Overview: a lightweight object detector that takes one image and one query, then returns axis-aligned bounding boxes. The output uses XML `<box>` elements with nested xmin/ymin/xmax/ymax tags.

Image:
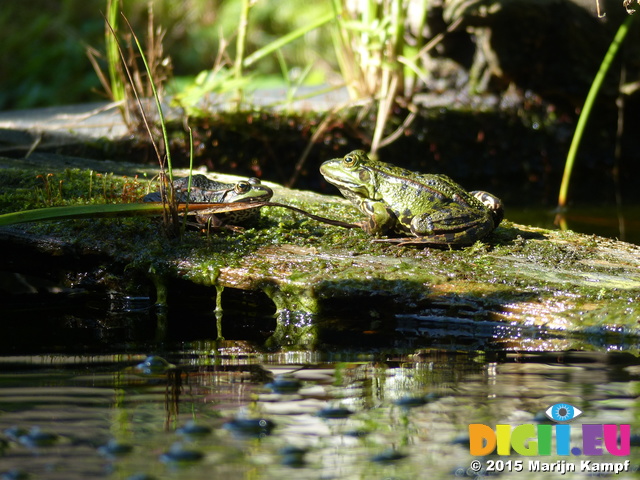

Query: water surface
<box><xmin>508</xmin><ymin>204</ymin><xmax>640</xmax><ymax>245</ymax></box>
<box><xmin>0</xmin><ymin>346</ymin><xmax>638</xmax><ymax>479</ymax></box>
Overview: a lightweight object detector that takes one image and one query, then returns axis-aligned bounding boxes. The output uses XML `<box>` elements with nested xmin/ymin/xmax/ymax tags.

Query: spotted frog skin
<box><xmin>144</xmin><ymin>174</ymin><xmax>273</xmax><ymax>227</ymax></box>
<box><xmin>320</xmin><ymin>150</ymin><xmax>503</xmax><ymax>246</ymax></box>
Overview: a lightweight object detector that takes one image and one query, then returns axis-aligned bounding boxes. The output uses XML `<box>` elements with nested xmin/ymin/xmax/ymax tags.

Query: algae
<box><xmin>1</xmin><ymin>155</ymin><xmax>639</xmax><ymax>350</ymax></box>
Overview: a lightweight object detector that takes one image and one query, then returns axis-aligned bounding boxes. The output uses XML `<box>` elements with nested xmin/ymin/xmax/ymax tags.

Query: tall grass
<box><xmin>95</xmin><ymin>0</ymin><xmax>440</xmax><ymax>159</ymax></box>
<box><xmin>105</xmin><ymin>0</ymin><xmax>126</xmax><ymax>105</ymax></box>
<box><xmin>172</xmin><ymin>3</ymin><xmax>334</xmax><ymax>114</ymax></box>
<box><xmin>233</xmin><ymin>0</ymin><xmax>251</xmax><ymax>106</ymax></box>
<box><xmin>557</xmin><ymin>12</ymin><xmax>637</xmax><ymax>211</ymax></box>
<box><xmin>101</xmin><ymin>4</ymin><xmax>183</xmax><ymax>236</ymax></box>
<box><xmin>330</xmin><ymin>0</ymin><xmax>431</xmax><ymax>155</ymax></box>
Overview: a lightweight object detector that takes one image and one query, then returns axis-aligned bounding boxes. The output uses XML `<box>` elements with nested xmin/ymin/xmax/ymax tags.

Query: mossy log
<box><xmin>0</xmin><ymin>153</ymin><xmax>639</xmax><ymax>351</ymax></box>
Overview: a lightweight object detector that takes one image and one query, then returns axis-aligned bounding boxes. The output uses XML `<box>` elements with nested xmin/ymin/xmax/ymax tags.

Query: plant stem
<box><xmin>123</xmin><ymin>15</ymin><xmax>173</xmax><ymax>183</ymax></box>
<box><xmin>117</xmin><ymin>13</ymin><xmax>179</xmax><ymax>236</ymax></box>
<box><xmin>181</xmin><ymin>126</ymin><xmax>195</xmax><ymax>236</ymax></box>
<box><xmin>243</xmin><ymin>11</ymin><xmax>335</xmax><ymax>68</ymax></box>
<box><xmin>106</xmin><ymin>0</ymin><xmax>125</xmax><ymax>104</ymax></box>
<box><xmin>234</xmin><ymin>0</ymin><xmax>251</xmax><ymax>107</ymax></box>
<box><xmin>557</xmin><ymin>13</ymin><xmax>636</xmax><ymax>209</ymax></box>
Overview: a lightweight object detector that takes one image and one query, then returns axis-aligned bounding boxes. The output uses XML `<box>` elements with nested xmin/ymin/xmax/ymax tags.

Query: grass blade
<box><xmin>557</xmin><ymin>13</ymin><xmax>636</xmax><ymax>209</ymax></box>
<box><xmin>242</xmin><ymin>12</ymin><xmax>334</xmax><ymax>68</ymax></box>
<box><xmin>0</xmin><ymin>202</ymin><xmax>266</xmax><ymax>226</ymax></box>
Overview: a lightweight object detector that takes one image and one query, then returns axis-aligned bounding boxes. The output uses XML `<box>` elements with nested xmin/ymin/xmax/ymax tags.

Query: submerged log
<box><xmin>0</xmin><ymin>153</ymin><xmax>639</xmax><ymax>351</ymax></box>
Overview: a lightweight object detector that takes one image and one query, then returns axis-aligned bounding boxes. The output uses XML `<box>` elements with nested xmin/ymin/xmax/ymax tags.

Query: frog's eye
<box><xmin>544</xmin><ymin>403</ymin><xmax>582</xmax><ymax>423</ymax></box>
<box><xmin>248</xmin><ymin>177</ymin><xmax>261</xmax><ymax>185</ymax></box>
<box><xmin>343</xmin><ymin>154</ymin><xmax>357</xmax><ymax>167</ymax></box>
<box><xmin>235</xmin><ymin>181</ymin><xmax>251</xmax><ymax>193</ymax></box>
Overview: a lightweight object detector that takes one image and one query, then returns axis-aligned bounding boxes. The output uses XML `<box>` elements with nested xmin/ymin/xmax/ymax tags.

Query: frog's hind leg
<box><xmin>373</xmin><ymin>226</ymin><xmax>490</xmax><ymax>247</ymax></box>
<box><xmin>193</xmin><ymin>214</ymin><xmax>245</xmax><ymax>234</ymax></box>
<box><xmin>380</xmin><ymin>207</ymin><xmax>496</xmax><ymax>246</ymax></box>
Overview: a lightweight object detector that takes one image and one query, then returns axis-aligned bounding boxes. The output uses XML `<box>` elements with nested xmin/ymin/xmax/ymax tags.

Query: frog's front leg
<box><xmin>194</xmin><ymin>212</ymin><xmax>245</xmax><ymax>233</ymax></box>
<box><xmin>359</xmin><ymin>199</ymin><xmax>397</xmax><ymax>235</ymax></box>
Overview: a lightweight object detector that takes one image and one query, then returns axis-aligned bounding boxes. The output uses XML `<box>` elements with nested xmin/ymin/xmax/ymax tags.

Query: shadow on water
<box><xmin>2</xmin><ymin>273</ymin><xmax>639</xmax><ymax>356</ymax></box>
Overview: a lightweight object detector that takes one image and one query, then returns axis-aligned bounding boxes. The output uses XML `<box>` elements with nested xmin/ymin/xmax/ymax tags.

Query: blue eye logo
<box><xmin>545</xmin><ymin>403</ymin><xmax>582</xmax><ymax>423</ymax></box>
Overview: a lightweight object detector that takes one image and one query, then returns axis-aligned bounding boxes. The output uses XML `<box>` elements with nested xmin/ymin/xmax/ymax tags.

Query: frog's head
<box><xmin>222</xmin><ymin>178</ymin><xmax>273</xmax><ymax>203</ymax></box>
<box><xmin>320</xmin><ymin>150</ymin><xmax>378</xmax><ymax>200</ymax></box>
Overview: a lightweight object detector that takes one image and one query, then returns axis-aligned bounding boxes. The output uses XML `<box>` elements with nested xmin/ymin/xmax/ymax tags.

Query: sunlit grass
<box><xmin>557</xmin><ymin>12</ymin><xmax>637</xmax><ymax>211</ymax></box>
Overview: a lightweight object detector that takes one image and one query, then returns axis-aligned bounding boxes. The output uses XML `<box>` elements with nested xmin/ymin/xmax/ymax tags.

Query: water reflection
<box><xmin>0</xmin><ymin>348</ymin><xmax>638</xmax><ymax>479</ymax></box>
<box><xmin>508</xmin><ymin>205</ymin><xmax>640</xmax><ymax>246</ymax></box>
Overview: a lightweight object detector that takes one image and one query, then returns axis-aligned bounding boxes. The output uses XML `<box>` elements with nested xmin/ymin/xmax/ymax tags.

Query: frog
<box><xmin>143</xmin><ymin>174</ymin><xmax>273</xmax><ymax>228</ymax></box>
<box><xmin>319</xmin><ymin>150</ymin><xmax>503</xmax><ymax>246</ymax></box>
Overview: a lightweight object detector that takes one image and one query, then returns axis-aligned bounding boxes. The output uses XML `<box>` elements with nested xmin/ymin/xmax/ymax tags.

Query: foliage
<box><xmin>0</xmin><ymin>0</ymin><xmax>104</xmax><ymax>109</ymax></box>
<box><xmin>329</xmin><ymin>0</ymin><xmax>431</xmax><ymax>155</ymax></box>
<box><xmin>0</xmin><ymin>0</ymin><xmax>336</xmax><ymax>110</ymax></box>
<box><xmin>557</xmin><ymin>12</ymin><xmax>637</xmax><ymax>209</ymax></box>
<box><xmin>171</xmin><ymin>3</ymin><xmax>335</xmax><ymax>115</ymax></box>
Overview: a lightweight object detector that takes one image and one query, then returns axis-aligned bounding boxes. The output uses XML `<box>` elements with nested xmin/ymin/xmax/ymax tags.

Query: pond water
<box><xmin>1</xmin><ymin>330</ymin><xmax>639</xmax><ymax>479</ymax></box>
<box><xmin>1</xmin><ymin>200</ymin><xmax>639</xmax><ymax>479</ymax></box>
<box><xmin>508</xmin><ymin>204</ymin><xmax>640</xmax><ymax>246</ymax></box>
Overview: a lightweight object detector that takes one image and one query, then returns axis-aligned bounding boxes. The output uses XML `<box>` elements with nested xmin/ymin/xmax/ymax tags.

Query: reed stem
<box><xmin>557</xmin><ymin>13</ymin><xmax>635</xmax><ymax>209</ymax></box>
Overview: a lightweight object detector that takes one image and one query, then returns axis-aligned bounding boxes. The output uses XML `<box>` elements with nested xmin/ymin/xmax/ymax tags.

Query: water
<box><xmin>507</xmin><ymin>205</ymin><xmax>640</xmax><ymax>246</ymax></box>
<box><xmin>1</xmin><ymin>203</ymin><xmax>639</xmax><ymax>479</ymax></box>
<box><xmin>0</xmin><ymin>346</ymin><xmax>638</xmax><ymax>479</ymax></box>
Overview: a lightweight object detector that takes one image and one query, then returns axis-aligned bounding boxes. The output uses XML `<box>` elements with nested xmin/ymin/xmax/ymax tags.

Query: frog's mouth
<box><xmin>224</xmin><ymin>186</ymin><xmax>273</xmax><ymax>203</ymax></box>
<box><xmin>320</xmin><ymin>161</ymin><xmax>375</xmax><ymax>198</ymax></box>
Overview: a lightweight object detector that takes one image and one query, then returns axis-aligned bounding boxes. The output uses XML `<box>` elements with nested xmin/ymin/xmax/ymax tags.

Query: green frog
<box><xmin>143</xmin><ymin>174</ymin><xmax>273</xmax><ymax>228</ymax></box>
<box><xmin>320</xmin><ymin>150</ymin><xmax>503</xmax><ymax>246</ymax></box>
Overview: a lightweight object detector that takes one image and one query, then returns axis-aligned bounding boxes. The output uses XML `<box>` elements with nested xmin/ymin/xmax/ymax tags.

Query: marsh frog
<box><xmin>144</xmin><ymin>174</ymin><xmax>273</xmax><ymax>228</ymax></box>
<box><xmin>320</xmin><ymin>150</ymin><xmax>503</xmax><ymax>246</ymax></box>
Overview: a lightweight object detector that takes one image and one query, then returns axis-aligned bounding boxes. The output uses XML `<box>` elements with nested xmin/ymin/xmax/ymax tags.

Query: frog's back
<box><xmin>173</xmin><ymin>174</ymin><xmax>231</xmax><ymax>192</ymax></box>
<box><xmin>372</xmin><ymin>162</ymin><xmax>485</xmax><ymax>212</ymax></box>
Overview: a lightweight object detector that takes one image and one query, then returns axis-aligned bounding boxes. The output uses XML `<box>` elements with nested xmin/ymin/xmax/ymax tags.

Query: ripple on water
<box><xmin>0</xmin><ymin>349</ymin><xmax>639</xmax><ymax>479</ymax></box>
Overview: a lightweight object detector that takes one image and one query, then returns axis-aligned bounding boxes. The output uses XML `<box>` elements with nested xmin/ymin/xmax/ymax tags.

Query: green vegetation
<box><xmin>3</xmin><ymin>0</ymin><xmax>640</xmax><ymax>244</ymax></box>
<box><xmin>330</xmin><ymin>0</ymin><xmax>431</xmax><ymax>155</ymax></box>
<box><xmin>3</xmin><ymin>1</ymin><xmax>436</xmax><ymax>154</ymax></box>
<box><xmin>0</xmin><ymin>0</ymin><xmax>104</xmax><ymax>109</ymax></box>
<box><xmin>558</xmin><ymin>12</ymin><xmax>637</xmax><ymax>210</ymax></box>
<box><xmin>0</xmin><ymin>0</ymin><xmax>337</xmax><ymax>110</ymax></box>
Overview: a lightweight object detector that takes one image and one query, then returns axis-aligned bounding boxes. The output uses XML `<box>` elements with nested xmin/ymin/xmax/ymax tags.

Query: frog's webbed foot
<box><xmin>196</xmin><ymin>223</ymin><xmax>245</xmax><ymax>234</ymax></box>
<box><xmin>190</xmin><ymin>214</ymin><xmax>245</xmax><ymax>234</ymax></box>
<box><xmin>372</xmin><ymin>235</ymin><xmax>467</xmax><ymax>247</ymax></box>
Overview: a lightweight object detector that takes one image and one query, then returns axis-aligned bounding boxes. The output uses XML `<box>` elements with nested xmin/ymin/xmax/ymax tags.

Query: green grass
<box><xmin>557</xmin><ymin>12</ymin><xmax>637</xmax><ymax>210</ymax></box>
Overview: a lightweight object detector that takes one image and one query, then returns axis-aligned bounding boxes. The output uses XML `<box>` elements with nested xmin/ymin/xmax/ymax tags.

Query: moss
<box><xmin>2</xmin><ymin>154</ymin><xmax>639</xmax><ymax>349</ymax></box>
<box><xmin>0</xmin><ymin>167</ymin><xmax>152</xmax><ymax>215</ymax></box>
